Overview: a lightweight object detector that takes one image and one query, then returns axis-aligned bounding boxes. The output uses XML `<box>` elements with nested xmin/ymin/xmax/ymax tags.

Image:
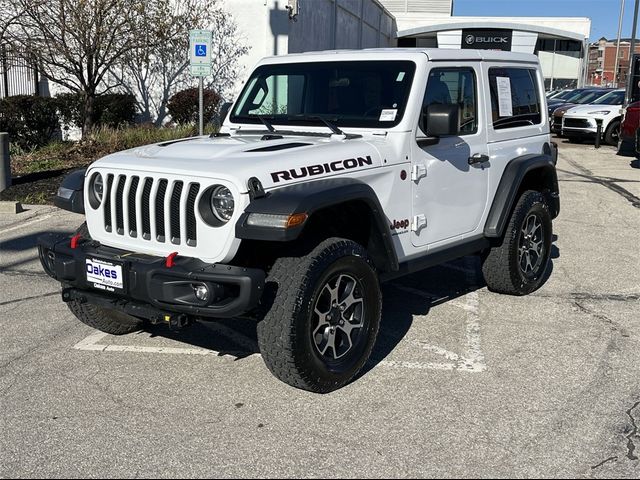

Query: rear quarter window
<box><xmin>488</xmin><ymin>68</ymin><xmax>542</xmax><ymax>130</ymax></box>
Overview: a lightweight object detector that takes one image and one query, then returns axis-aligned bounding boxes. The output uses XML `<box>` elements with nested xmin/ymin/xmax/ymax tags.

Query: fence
<box><xmin>0</xmin><ymin>44</ymin><xmax>40</xmax><ymax>98</ymax></box>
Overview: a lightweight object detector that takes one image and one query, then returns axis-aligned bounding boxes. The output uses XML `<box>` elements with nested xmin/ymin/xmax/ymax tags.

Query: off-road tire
<box><xmin>257</xmin><ymin>238</ymin><xmax>381</xmax><ymax>393</ymax></box>
<box><xmin>66</xmin><ymin>222</ymin><xmax>143</xmax><ymax>335</ymax></box>
<box><xmin>481</xmin><ymin>190</ymin><xmax>552</xmax><ymax>295</ymax></box>
<box><xmin>604</xmin><ymin>119</ymin><xmax>621</xmax><ymax>146</ymax></box>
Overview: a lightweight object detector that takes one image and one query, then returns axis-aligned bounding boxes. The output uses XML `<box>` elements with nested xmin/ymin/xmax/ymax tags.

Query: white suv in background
<box><xmin>562</xmin><ymin>89</ymin><xmax>625</xmax><ymax>145</ymax></box>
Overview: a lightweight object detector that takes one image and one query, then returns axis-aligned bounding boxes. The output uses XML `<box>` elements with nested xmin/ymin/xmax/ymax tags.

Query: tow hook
<box><xmin>163</xmin><ymin>313</ymin><xmax>191</xmax><ymax>330</ymax></box>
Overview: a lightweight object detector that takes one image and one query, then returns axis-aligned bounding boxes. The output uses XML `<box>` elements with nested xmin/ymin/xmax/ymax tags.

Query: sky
<box><xmin>453</xmin><ymin>0</ymin><xmax>639</xmax><ymax>41</ymax></box>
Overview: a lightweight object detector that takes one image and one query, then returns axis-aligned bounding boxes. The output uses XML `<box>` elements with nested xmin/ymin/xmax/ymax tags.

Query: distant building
<box><xmin>588</xmin><ymin>37</ymin><xmax>640</xmax><ymax>87</ymax></box>
<box><xmin>383</xmin><ymin>0</ymin><xmax>591</xmax><ymax>90</ymax></box>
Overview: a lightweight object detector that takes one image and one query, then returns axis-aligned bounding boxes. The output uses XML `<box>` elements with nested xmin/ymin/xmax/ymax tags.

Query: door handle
<box><xmin>468</xmin><ymin>153</ymin><xmax>489</xmax><ymax>165</ymax></box>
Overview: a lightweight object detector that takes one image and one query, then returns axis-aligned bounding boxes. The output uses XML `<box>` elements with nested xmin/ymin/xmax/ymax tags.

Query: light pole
<box><xmin>614</xmin><ymin>0</ymin><xmax>626</xmax><ymax>87</ymax></box>
<box><xmin>627</xmin><ymin>0</ymin><xmax>640</xmax><ymax>104</ymax></box>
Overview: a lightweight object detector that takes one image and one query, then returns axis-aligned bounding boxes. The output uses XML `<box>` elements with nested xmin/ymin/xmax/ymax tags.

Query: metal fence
<box><xmin>0</xmin><ymin>44</ymin><xmax>39</xmax><ymax>98</ymax></box>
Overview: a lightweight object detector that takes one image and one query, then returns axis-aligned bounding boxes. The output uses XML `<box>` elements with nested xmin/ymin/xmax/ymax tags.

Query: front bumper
<box><xmin>38</xmin><ymin>233</ymin><xmax>265</xmax><ymax>320</ymax></box>
<box><xmin>561</xmin><ymin>116</ymin><xmax>597</xmax><ymax>137</ymax></box>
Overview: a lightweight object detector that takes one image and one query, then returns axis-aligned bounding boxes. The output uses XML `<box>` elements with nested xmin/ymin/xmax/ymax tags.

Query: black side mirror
<box><xmin>417</xmin><ymin>104</ymin><xmax>459</xmax><ymax>147</ymax></box>
<box><xmin>219</xmin><ymin>102</ymin><xmax>233</xmax><ymax>124</ymax></box>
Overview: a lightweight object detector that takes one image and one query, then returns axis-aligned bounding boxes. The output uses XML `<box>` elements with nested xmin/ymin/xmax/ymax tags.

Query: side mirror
<box><xmin>219</xmin><ymin>102</ymin><xmax>233</xmax><ymax>124</ymax></box>
<box><xmin>417</xmin><ymin>103</ymin><xmax>459</xmax><ymax>147</ymax></box>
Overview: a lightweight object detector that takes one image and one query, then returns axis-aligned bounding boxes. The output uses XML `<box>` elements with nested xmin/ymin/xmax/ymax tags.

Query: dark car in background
<box><xmin>547</xmin><ymin>88</ymin><xmax>594</xmax><ymax>115</ymax></box>
<box><xmin>547</xmin><ymin>89</ymin><xmax>576</xmax><ymax>101</ymax></box>
<box><xmin>551</xmin><ymin>89</ymin><xmax>614</xmax><ymax>134</ymax></box>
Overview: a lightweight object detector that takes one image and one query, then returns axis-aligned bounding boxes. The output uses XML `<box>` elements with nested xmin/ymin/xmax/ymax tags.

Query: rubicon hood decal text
<box><xmin>271</xmin><ymin>156</ymin><xmax>374</xmax><ymax>183</ymax></box>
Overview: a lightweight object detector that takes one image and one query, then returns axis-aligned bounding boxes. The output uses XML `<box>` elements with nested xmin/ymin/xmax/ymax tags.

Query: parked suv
<box><xmin>551</xmin><ymin>88</ymin><xmax>613</xmax><ymax>134</ymax></box>
<box><xmin>562</xmin><ymin>89</ymin><xmax>624</xmax><ymax>145</ymax></box>
<box><xmin>39</xmin><ymin>49</ymin><xmax>559</xmax><ymax>393</ymax></box>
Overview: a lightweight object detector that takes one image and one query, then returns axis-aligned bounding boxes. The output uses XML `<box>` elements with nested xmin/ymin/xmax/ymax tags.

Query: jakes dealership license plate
<box><xmin>85</xmin><ymin>257</ymin><xmax>125</xmax><ymax>293</ymax></box>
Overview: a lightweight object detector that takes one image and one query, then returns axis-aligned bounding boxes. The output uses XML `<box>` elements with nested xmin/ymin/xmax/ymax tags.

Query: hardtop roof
<box><xmin>257</xmin><ymin>48</ymin><xmax>540</xmax><ymax>65</ymax></box>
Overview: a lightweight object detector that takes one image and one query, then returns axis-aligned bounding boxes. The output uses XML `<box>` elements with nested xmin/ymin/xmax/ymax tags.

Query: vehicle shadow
<box><xmin>145</xmin><ymin>241</ymin><xmax>558</xmax><ymax>380</ymax></box>
<box><xmin>144</xmin><ymin>256</ymin><xmax>488</xmax><ymax>362</ymax></box>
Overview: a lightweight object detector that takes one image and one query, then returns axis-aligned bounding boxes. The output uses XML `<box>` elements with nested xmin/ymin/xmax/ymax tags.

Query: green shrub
<box><xmin>56</xmin><ymin>92</ymin><xmax>137</xmax><ymax>130</ymax></box>
<box><xmin>167</xmin><ymin>88</ymin><xmax>221</xmax><ymax>125</ymax></box>
<box><xmin>0</xmin><ymin>95</ymin><xmax>61</xmax><ymax>149</ymax></box>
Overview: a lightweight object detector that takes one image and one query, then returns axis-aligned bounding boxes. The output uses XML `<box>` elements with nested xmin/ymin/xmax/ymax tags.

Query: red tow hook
<box><xmin>70</xmin><ymin>234</ymin><xmax>82</xmax><ymax>249</ymax></box>
<box><xmin>165</xmin><ymin>252</ymin><xmax>179</xmax><ymax>268</ymax></box>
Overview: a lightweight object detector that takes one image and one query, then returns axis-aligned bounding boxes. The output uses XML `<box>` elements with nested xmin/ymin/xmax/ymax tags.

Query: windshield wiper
<box><xmin>293</xmin><ymin>115</ymin><xmax>361</xmax><ymax>139</ymax></box>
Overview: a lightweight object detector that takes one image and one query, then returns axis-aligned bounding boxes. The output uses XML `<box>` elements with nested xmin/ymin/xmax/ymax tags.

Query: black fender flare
<box><xmin>54</xmin><ymin>168</ymin><xmax>86</xmax><ymax>214</ymax></box>
<box><xmin>235</xmin><ymin>178</ymin><xmax>399</xmax><ymax>272</ymax></box>
<box><xmin>484</xmin><ymin>154</ymin><xmax>559</xmax><ymax>238</ymax></box>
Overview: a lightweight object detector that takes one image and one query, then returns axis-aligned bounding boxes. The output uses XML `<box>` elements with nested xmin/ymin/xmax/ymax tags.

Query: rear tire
<box><xmin>482</xmin><ymin>190</ymin><xmax>552</xmax><ymax>295</ymax></box>
<box><xmin>257</xmin><ymin>238</ymin><xmax>381</xmax><ymax>393</ymax></box>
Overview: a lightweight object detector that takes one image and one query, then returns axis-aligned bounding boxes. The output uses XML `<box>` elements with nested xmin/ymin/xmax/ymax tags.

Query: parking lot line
<box><xmin>73</xmin><ymin>330</ymin><xmax>249</xmax><ymax>357</ymax></box>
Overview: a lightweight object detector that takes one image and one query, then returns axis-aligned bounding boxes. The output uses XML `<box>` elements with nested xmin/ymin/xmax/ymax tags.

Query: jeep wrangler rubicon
<box><xmin>39</xmin><ymin>49</ymin><xmax>559</xmax><ymax>393</ymax></box>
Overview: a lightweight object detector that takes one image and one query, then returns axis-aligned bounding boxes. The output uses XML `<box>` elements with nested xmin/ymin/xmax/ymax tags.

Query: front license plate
<box><xmin>85</xmin><ymin>257</ymin><xmax>125</xmax><ymax>293</ymax></box>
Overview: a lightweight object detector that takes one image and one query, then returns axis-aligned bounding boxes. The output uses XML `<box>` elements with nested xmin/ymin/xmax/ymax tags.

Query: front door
<box><xmin>411</xmin><ymin>64</ymin><xmax>489</xmax><ymax>248</ymax></box>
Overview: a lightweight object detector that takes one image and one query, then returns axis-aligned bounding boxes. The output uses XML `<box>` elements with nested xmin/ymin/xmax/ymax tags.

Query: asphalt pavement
<box><xmin>0</xmin><ymin>140</ymin><xmax>639</xmax><ymax>478</ymax></box>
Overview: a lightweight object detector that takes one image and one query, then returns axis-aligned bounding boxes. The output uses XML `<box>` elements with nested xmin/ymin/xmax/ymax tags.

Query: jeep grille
<box><xmin>103</xmin><ymin>174</ymin><xmax>200</xmax><ymax>246</ymax></box>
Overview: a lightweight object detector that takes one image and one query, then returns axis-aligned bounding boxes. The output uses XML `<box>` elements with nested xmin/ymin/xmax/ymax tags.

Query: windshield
<box><xmin>568</xmin><ymin>90</ymin><xmax>609</xmax><ymax>104</ymax></box>
<box><xmin>230</xmin><ymin>61</ymin><xmax>416</xmax><ymax>129</ymax></box>
<box><xmin>554</xmin><ymin>90</ymin><xmax>577</xmax><ymax>100</ymax></box>
<box><xmin>593</xmin><ymin>90</ymin><xmax>625</xmax><ymax>105</ymax></box>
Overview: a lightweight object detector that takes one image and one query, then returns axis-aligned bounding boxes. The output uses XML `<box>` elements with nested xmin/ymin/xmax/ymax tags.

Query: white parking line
<box><xmin>73</xmin><ymin>330</ymin><xmax>254</xmax><ymax>358</ymax></box>
<box><xmin>385</xmin><ymin>258</ymin><xmax>487</xmax><ymax>373</ymax></box>
<box><xmin>0</xmin><ymin>214</ymin><xmax>53</xmax><ymax>235</ymax></box>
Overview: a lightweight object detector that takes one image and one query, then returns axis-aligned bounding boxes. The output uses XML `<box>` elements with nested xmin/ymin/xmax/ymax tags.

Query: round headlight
<box><xmin>210</xmin><ymin>185</ymin><xmax>234</xmax><ymax>222</ymax></box>
<box><xmin>88</xmin><ymin>173</ymin><xmax>104</xmax><ymax>209</ymax></box>
<box><xmin>93</xmin><ymin>174</ymin><xmax>104</xmax><ymax>202</ymax></box>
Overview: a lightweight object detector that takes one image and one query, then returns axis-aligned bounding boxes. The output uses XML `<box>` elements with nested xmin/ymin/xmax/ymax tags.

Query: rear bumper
<box><xmin>38</xmin><ymin>233</ymin><xmax>265</xmax><ymax>320</ymax></box>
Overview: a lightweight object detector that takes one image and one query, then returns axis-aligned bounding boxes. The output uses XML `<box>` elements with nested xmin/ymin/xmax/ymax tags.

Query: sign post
<box><xmin>189</xmin><ymin>29</ymin><xmax>212</xmax><ymax>136</ymax></box>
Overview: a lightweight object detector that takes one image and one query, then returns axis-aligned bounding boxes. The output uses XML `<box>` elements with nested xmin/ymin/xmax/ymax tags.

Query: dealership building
<box><xmin>231</xmin><ymin>0</ymin><xmax>591</xmax><ymax>93</ymax></box>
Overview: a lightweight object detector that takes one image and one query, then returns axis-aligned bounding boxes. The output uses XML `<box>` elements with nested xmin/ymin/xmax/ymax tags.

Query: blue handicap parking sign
<box><xmin>195</xmin><ymin>44</ymin><xmax>207</xmax><ymax>57</ymax></box>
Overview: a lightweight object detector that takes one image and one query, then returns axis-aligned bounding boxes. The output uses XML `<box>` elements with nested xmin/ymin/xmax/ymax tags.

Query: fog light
<box><xmin>193</xmin><ymin>284</ymin><xmax>209</xmax><ymax>302</ymax></box>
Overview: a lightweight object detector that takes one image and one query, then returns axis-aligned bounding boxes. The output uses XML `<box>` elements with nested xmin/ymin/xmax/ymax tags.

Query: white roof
<box><xmin>258</xmin><ymin>48</ymin><xmax>539</xmax><ymax>65</ymax></box>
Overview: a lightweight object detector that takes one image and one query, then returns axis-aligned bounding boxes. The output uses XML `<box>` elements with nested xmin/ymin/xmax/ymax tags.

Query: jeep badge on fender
<box><xmin>39</xmin><ymin>48</ymin><xmax>559</xmax><ymax>394</ymax></box>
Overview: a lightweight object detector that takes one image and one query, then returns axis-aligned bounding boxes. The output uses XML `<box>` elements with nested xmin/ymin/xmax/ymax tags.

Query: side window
<box><xmin>488</xmin><ymin>68</ymin><xmax>542</xmax><ymax>130</ymax></box>
<box><xmin>421</xmin><ymin>67</ymin><xmax>478</xmax><ymax>135</ymax></box>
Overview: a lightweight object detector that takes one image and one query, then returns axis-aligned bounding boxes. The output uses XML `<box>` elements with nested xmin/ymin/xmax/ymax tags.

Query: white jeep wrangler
<box><xmin>40</xmin><ymin>49</ymin><xmax>559</xmax><ymax>393</ymax></box>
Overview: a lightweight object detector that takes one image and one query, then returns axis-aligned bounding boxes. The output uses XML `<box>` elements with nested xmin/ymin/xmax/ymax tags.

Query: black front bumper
<box><xmin>38</xmin><ymin>234</ymin><xmax>265</xmax><ymax>320</ymax></box>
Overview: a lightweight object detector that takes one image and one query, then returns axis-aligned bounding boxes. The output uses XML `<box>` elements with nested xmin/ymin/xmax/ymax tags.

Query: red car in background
<box><xmin>618</xmin><ymin>101</ymin><xmax>640</xmax><ymax>156</ymax></box>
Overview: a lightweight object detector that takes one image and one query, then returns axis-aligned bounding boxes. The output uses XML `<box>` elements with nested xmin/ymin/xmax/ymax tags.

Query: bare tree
<box><xmin>10</xmin><ymin>0</ymin><xmax>150</xmax><ymax>135</ymax></box>
<box><xmin>110</xmin><ymin>0</ymin><xmax>247</xmax><ymax>126</ymax></box>
<box><xmin>0</xmin><ymin>0</ymin><xmax>28</xmax><ymax>45</ymax></box>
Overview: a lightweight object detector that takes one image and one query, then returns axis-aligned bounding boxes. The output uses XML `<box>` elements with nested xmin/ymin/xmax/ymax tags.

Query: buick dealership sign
<box><xmin>462</xmin><ymin>29</ymin><xmax>513</xmax><ymax>51</ymax></box>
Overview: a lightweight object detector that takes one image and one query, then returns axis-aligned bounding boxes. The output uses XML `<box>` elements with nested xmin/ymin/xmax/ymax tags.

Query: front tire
<box><xmin>257</xmin><ymin>238</ymin><xmax>381</xmax><ymax>393</ymax></box>
<box><xmin>482</xmin><ymin>190</ymin><xmax>552</xmax><ymax>295</ymax></box>
<box><xmin>604</xmin><ymin>119</ymin><xmax>621</xmax><ymax>146</ymax></box>
<box><xmin>66</xmin><ymin>222</ymin><xmax>143</xmax><ymax>335</ymax></box>
<box><xmin>67</xmin><ymin>300</ymin><xmax>143</xmax><ymax>335</ymax></box>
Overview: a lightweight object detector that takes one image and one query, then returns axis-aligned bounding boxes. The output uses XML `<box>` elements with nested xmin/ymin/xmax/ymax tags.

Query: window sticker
<box><xmin>379</xmin><ymin>109</ymin><xmax>398</xmax><ymax>121</ymax></box>
<box><xmin>496</xmin><ymin>76</ymin><xmax>513</xmax><ymax>117</ymax></box>
<box><xmin>396</xmin><ymin>71</ymin><xmax>406</xmax><ymax>82</ymax></box>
